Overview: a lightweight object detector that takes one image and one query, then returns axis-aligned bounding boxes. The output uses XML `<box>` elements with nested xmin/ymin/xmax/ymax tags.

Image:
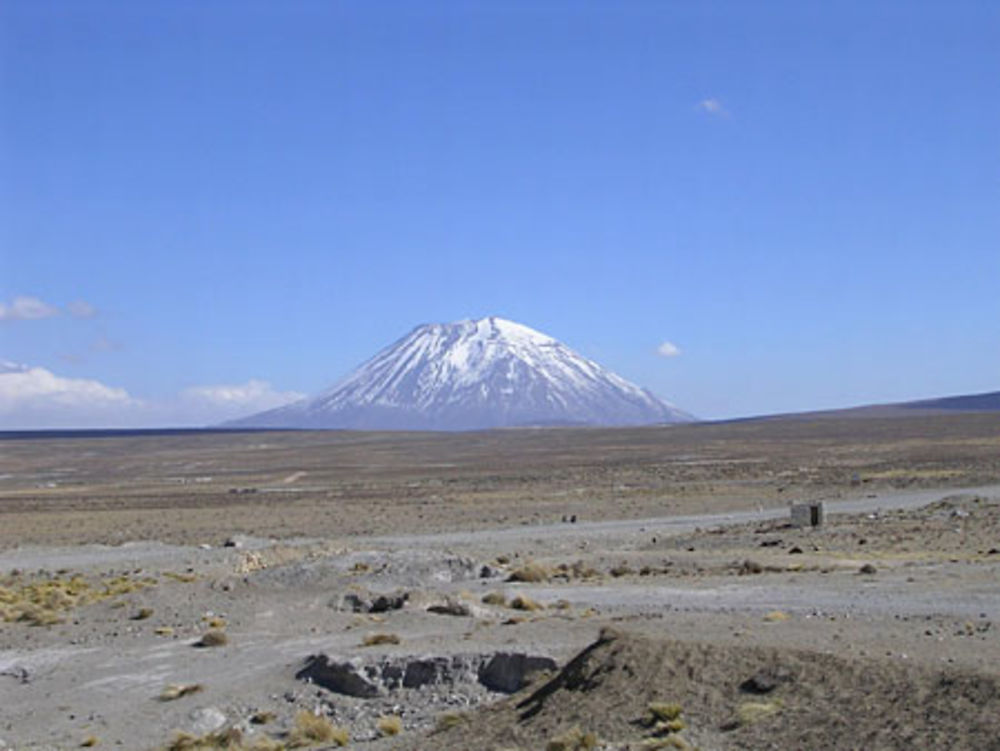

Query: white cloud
<box><xmin>67</xmin><ymin>300</ymin><xmax>99</xmax><ymax>319</ymax></box>
<box><xmin>697</xmin><ymin>98</ymin><xmax>729</xmax><ymax>117</ymax></box>
<box><xmin>0</xmin><ymin>363</ymin><xmax>304</xmax><ymax>429</ymax></box>
<box><xmin>0</xmin><ymin>296</ymin><xmax>60</xmax><ymax>321</ymax></box>
<box><xmin>180</xmin><ymin>379</ymin><xmax>304</xmax><ymax>415</ymax></box>
<box><xmin>0</xmin><ymin>362</ymin><xmax>141</xmax><ymax>428</ymax></box>
<box><xmin>657</xmin><ymin>341</ymin><xmax>681</xmax><ymax>358</ymax></box>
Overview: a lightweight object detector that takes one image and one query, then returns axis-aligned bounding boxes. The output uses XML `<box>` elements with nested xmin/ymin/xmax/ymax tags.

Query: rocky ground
<box><xmin>1</xmin><ymin>417</ymin><xmax>1000</xmax><ymax>749</ymax></box>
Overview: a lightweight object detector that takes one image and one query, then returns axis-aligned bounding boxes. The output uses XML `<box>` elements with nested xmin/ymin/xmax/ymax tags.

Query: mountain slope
<box><xmin>229</xmin><ymin>317</ymin><xmax>693</xmax><ymax>430</ymax></box>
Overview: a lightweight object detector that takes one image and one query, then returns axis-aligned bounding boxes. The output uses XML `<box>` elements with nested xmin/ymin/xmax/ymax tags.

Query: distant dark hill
<box><xmin>746</xmin><ymin>389</ymin><xmax>1000</xmax><ymax>423</ymax></box>
<box><xmin>899</xmin><ymin>390</ymin><xmax>1000</xmax><ymax>412</ymax></box>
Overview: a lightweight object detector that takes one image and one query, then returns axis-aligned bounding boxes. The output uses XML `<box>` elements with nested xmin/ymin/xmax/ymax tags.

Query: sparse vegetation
<box><xmin>161</xmin><ymin>728</ymin><xmax>287</xmax><ymax>751</ymax></box>
<box><xmin>164</xmin><ymin>728</ymin><xmax>245</xmax><ymax>750</ymax></box>
<box><xmin>0</xmin><ymin>572</ymin><xmax>156</xmax><ymax>626</ymax></box>
<box><xmin>132</xmin><ymin>607</ymin><xmax>154</xmax><ymax>620</ymax></box>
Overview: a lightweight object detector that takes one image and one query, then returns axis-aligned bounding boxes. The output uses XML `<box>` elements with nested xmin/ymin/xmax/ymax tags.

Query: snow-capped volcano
<box><xmin>229</xmin><ymin>317</ymin><xmax>693</xmax><ymax>430</ymax></box>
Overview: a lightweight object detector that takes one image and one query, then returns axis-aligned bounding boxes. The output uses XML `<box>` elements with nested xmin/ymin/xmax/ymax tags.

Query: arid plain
<box><xmin>2</xmin><ymin>414</ymin><xmax>1000</xmax><ymax>750</ymax></box>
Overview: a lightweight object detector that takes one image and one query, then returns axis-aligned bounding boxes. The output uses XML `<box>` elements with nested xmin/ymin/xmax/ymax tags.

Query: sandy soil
<box><xmin>1</xmin><ymin>415</ymin><xmax>999</xmax><ymax>749</ymax></box>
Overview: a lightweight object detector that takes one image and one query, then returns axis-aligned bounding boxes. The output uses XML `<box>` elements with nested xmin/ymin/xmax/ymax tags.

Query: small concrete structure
<box><xmin>791</xmin><ymin>502</ymin><xmax>824</xmax><ymax>528</ymax></box>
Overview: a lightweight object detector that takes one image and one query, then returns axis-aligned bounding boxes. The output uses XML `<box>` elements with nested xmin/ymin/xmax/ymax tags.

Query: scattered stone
<box><xmin>859</xmin><ymin>564</ymin><xmax>877</xmax><ymax>575</ymax></box>
<box><xmin>788</xmin><ymin>546</ymin><xmax>803</xmax><ymax>555</ymax></box>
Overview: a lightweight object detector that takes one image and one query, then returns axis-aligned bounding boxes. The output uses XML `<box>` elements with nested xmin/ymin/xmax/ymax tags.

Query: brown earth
<box><xmin>418</xmin><ymin>628</ymin><xmax>1000</xmax><ymax>751</ymax></box>
<box><xmin>3</xmin><ymin>413</ymin><xmax>1000</xmax><ymax>548</ymax></box>
<box><xmin>1</xmin><ymin>414</ymin><xmax>999</xmax><ymax>750</ymax></box>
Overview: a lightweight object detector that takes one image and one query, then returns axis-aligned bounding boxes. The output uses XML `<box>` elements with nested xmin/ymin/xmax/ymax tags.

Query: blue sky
<box><xmin>1</xmin><ymin>1</ymin><xmax>998</xmax><ymax>427</ymax></box>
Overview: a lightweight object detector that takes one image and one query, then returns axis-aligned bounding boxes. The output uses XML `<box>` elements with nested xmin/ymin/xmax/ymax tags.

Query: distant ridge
<box><xmin>739</xmin><ymin>389</ymin><xmax>1000</xmax><ymax>423</ymax></box>
<box><xmin>898</xmin><ymin>390</ymin><xmax>1000</xmax><ymax>412</ymax></box>
<box><xmin>227</xmin><ymin>317</ymin><xmax>693</xmax><ymax>431</ymax></box>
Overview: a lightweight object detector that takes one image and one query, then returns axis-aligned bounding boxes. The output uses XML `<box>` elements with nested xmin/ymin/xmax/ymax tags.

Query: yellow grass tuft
<box><xmin>509</xmin><ymin>594</ymin><xmax>544</xmax><ymax>611</ymax></box>
<box><xmin>163</xmin><ymin>572</ymin><xmax>198</xmax><ymax>583</ymax></box>
<box><xmin>647</xmin><ymin>703</ymin><xmax>683</xmax><ymax>723</ymax></box>
<box><xmin>80</xmin><ymin>736</ymin><xmax>99</xmax><ymax>747</ymax></box>
<box><xmin>763</xmin><ymin>610</ymin><xmax>790</xmax><ymax>622</ymax></box>
<box><xmin>434</xmin><ymin>711</ymin><xmax>466</xmax><ymax>732</ymax></box>
<box><xmin>736</xmin><ymin>700</ymin><xmax>783</xmax><ymax>726</ymax></box>
<box><xmin>507</xmin><ymin>561</ymin><xmax>550</xmax><ymax>583</ymax></box>
<box><xmin>164</xmin><ymin>727</ymin><xmax>245</xmax><ymax>750</ymax></box>
<box><xmin>362</xmin><ymin>632</ymin><xmax>400</xmax><ymax>646</ymax></box>
<box><xmin>159</xmin><ymin>683</ymin><xmax>204</xmax><ymax>701</ymax></box>
<box><xmin>287</xmin><ymin>711</ymin><xmax>349</xmax><ymax>748</ymax></box>
<box><xmin>639</xmin><ymin>737</ymin><xmax>690</xmax><ymax>750</ymax></box>
<box><xmin>481</xmin><ymin>591</ymin><xmax>507</xmax><ymax>606</ymax></box>
<box><xmin>546</xmin><ymin>726</ymin><xmax>597</xmax><ymax>751</ymax></box>
<box><xmin>376</xmin><ymin>714</ymin><xmax>403</xmax><ymax>737</ymax></box>
<box><xmin>196</xmin><ymin>629</ymin><xmax>229</xmax><ymax>648</ymax></box>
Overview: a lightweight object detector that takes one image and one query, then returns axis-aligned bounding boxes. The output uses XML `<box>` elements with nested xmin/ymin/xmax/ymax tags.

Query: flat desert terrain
<box><xmin>2</xmin><ymin>413</ymin><xmax>1000</xmax><ymax>750</ymax></box>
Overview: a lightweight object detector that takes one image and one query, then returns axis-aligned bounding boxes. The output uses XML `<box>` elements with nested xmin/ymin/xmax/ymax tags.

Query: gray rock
<box><xmin>296</xmin><ymin>656</ymin><xmax>380</xmax><ymax>698</ymax></box>
<box><xmin>340</xmin><ymin>590</ymin><xmax>409</xmax><ymax>613</ymax></box>
<box><xmin>478</xmin><ymin>653</ymin><xmax>558</xmax><ymax>693</ymax></box>
<box><xmin>403</xmin><ymin>657</ymin><xmax>453</xmax><ymax>689</ymax></box>
<box><xmin>189</xmin><ymin>707</ymin><xmax>227</xmax><ymax>734</ymax></box>
<box><xmin>426</xmin><ymin>597</ymin><xmax>471</xmax><ymax>617</ymax></box>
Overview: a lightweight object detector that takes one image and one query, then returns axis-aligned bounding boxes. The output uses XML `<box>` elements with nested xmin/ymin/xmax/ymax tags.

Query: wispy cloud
<box><xmin>0</xmin><ymin>296</ymin><xmax>100</xmax><ymax>322</ymax></box>
<box><xmin>180</xmin><ymin>379</ymin><xmax>304</xmax><ymax>414</ymax></box>
<box><xmin>67</xmin><ymin>300</ymin><xmax>99</xmax><ymax>319</ymax></box>
<box><xmin>697</xmin><ymin>98</ymin><xmax>729</xmax><ymax>118</ymax></box>
<box><xmin>657</xmin><ymin>340</ymin><xmax>681</xmax><ymax>358</ymax></box>
<box><xmin>0</xmin><ymin>296</ymin><xmax>60</xmax><ymax>321</ymax></box>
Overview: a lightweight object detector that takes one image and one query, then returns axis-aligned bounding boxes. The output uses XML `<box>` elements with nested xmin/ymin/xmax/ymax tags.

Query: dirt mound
<box><xmin>406</xmin><ymin>628</ymin><xmax>1000</xmax><ymax>751</ymax></box>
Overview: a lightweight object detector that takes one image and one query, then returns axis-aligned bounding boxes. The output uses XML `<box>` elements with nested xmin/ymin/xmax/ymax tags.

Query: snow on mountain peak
<box><xmin>229</xmin><ymin>317</ymin><xmax>694</xmax><ymax>430</ymax></box>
